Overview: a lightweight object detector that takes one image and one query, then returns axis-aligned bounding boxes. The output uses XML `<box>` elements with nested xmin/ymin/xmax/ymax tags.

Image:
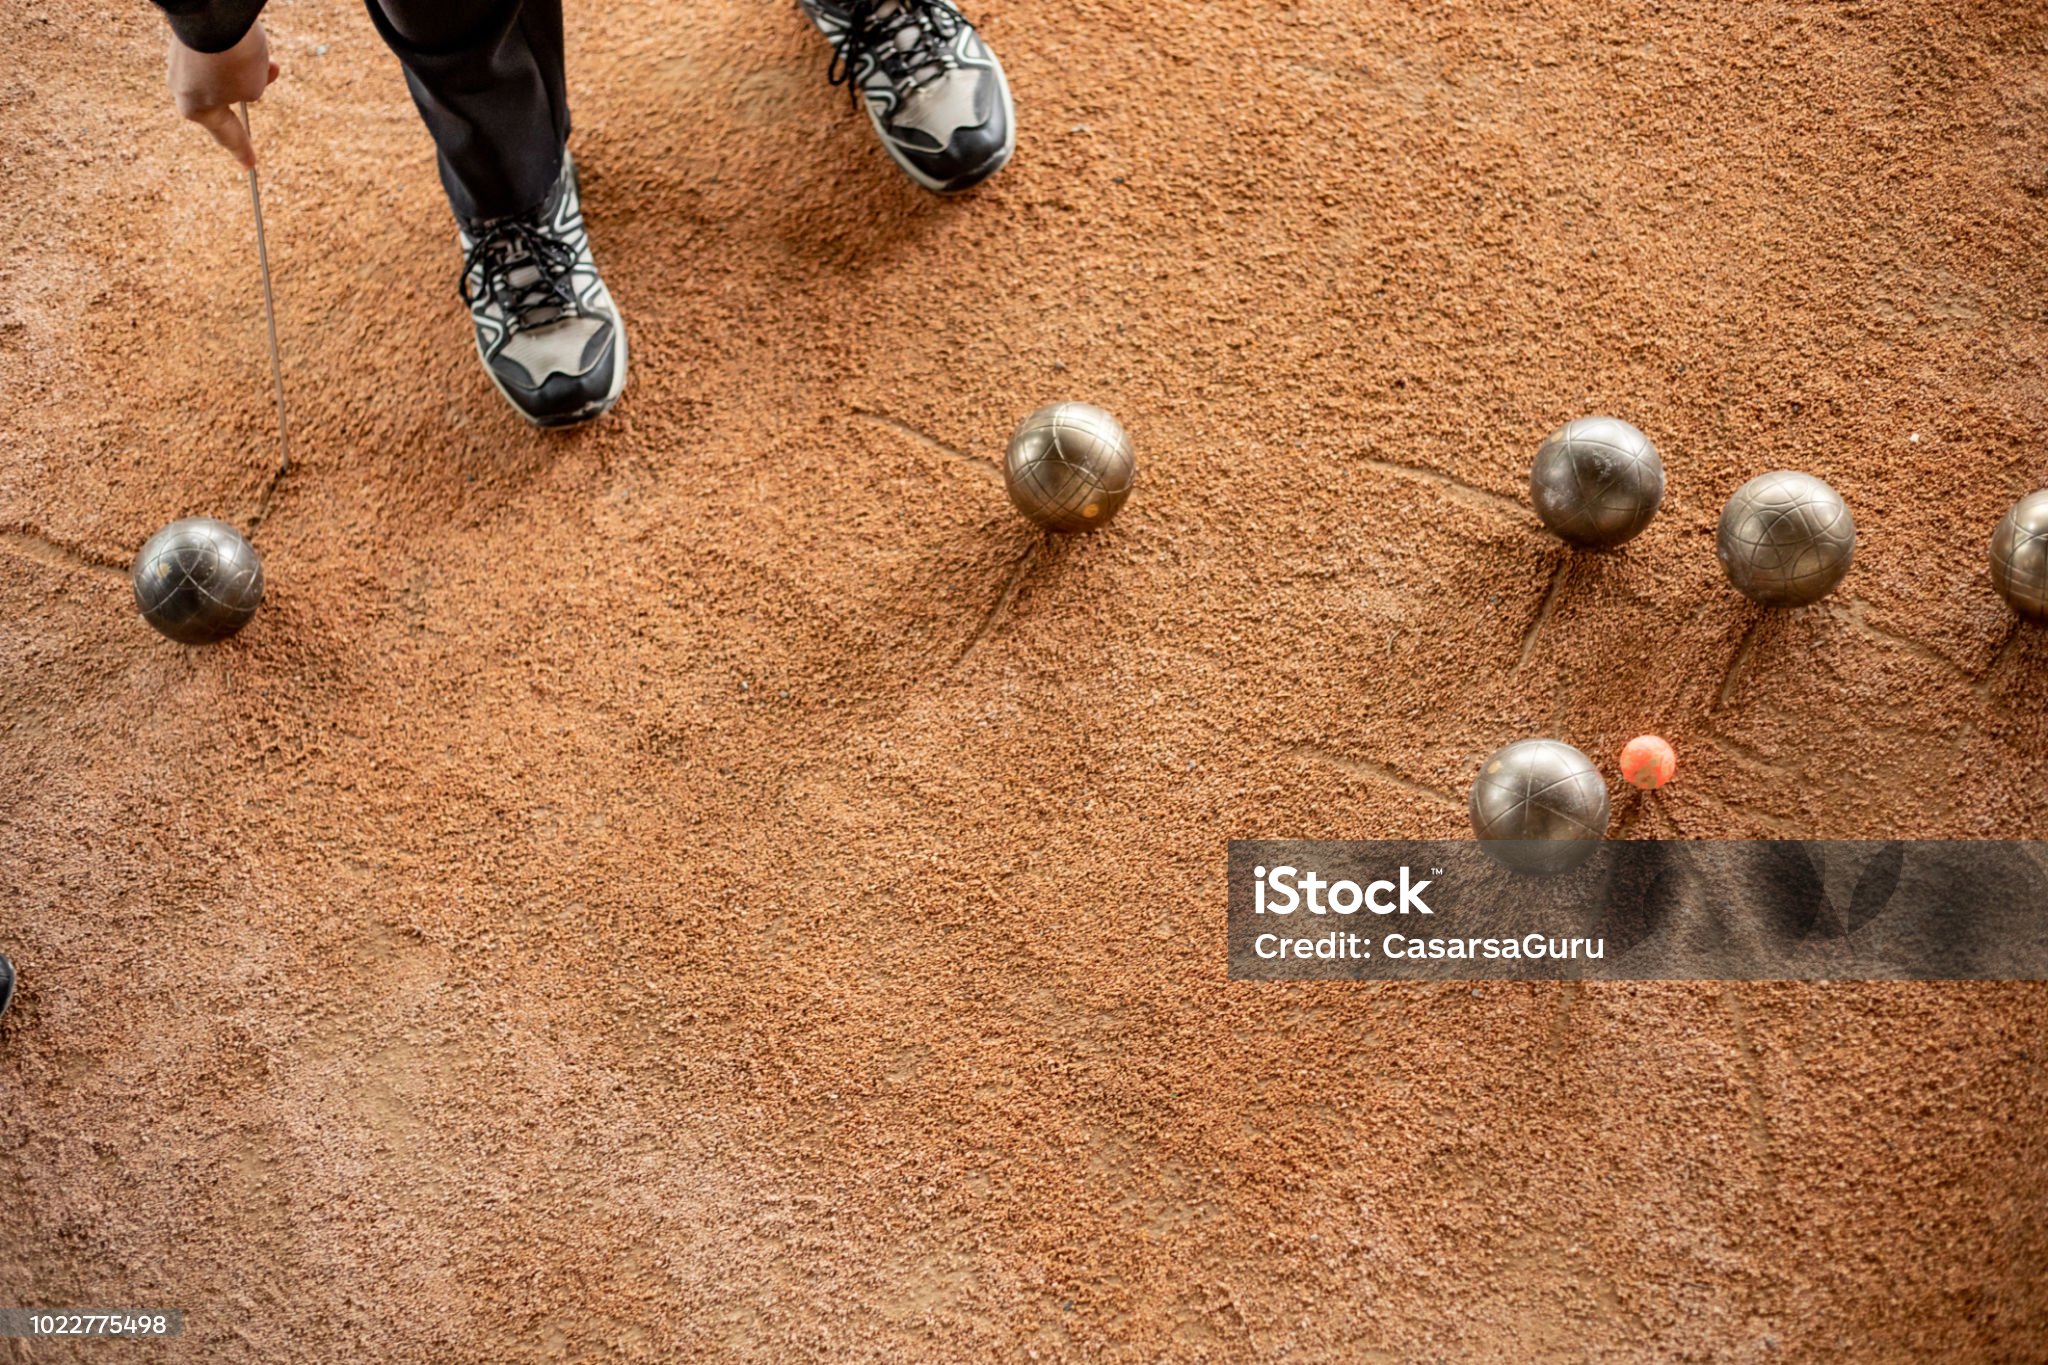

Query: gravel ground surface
<box><xmin>2</xmin><ymin>0</ymin><xmax>2046</xmax><ymax>1359</ymax></box>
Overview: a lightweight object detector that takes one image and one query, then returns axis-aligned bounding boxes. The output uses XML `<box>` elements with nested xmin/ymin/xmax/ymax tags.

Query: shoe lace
<box><xmin>459</xmin><ymin>218</ymin><xmax>581</xmax><ymax>331</ymax></box>
<box><xmin>828</xmin><ymin>0</ymin><xmax>971</xmax><ymax>104</ymax></box>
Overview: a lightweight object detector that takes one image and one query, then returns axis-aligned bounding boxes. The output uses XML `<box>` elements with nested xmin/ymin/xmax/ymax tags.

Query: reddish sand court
<box><xmin>3</xmin><ymin>0</ymin><xmax>2047</xmax><ymax>1360</ymax></box>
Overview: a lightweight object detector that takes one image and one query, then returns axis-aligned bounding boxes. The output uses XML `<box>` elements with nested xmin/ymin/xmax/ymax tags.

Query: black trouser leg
<box><xmin>363</xmin><ymin>0</ymin><xmax>570</xmax><ymax>224</ymax></box>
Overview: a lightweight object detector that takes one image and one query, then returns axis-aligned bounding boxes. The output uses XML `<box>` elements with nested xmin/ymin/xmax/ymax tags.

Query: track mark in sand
<box><xmin>1290</xmin><ymin>744</ymin><xmax>1461</xmax><ymax>808</ymax></box>
<box><xmin>1360</xmin><ymin>457</ymin><xmax>1531</xmax><ymax>523</ymax></box>
<box><xmin>1694</xmin><ymin>790</ymin><xmax>1804</xmax><ymax>837</ymax></box>
<box><xmin>854</xmin><ymin>410</ymin><xmax>1001</xmax><ymax>482</ymax></box>
<box><xmin>1620</xmin><ymin>792</ymin><xmax>1684</xmax><ymax>839</ymax></box>
<box><xmin>1970</xmin><ymin>623</ymin><xmax>2027</xmax><ymax>701</ymax></box>
<box><xmin>1830</xmin><ymin>598</ymin><xmax>1972</xmax><ymax>684</ymax></box>
<box><xmin>1712</xmin><ymin>616</ymin><xmax>1765</xmax><ymax>711</ymax></box>
<box><xmin>1613</xmin><ymin>792</ymin><xmax>1651</xmax><ymax>836</ymax></box>
<box><xmin>955</xmin><ymin>540</ymin><xmax>1039</xmax><ymax>669</ymax></box>
<box><xmin>1722</xmin><ymin>991</ymin><xmax>1780</xmax><ymax>1193</ymax></box>
<box><xmin>0</xmin><ymin>529</ymin><xmax>126</xmax><ymax>578</ymax></box>
<box><xmin>1726</xmin><ymin>802</ymin><xmax>1804</xmax><ymax>837</ymax></box>
<box><xmin>1283</xmin><ymin>58</ymin><xmax>1367</xmax><ymax>83</ymax></box>
<box><xmin>1545</xmin><ymin>980</ymin><xmax>1582</xmax><ymax>1057</ymax></box>
<box><xmin>245</xmin><ymin>454</ymin><xmax>292</xmax><ymax>536</ymax></box>
<box><xmin>1703</xmin><ymin>728</ymin><xmax>1798</xmax><ymax>782</ymax></box>
<box><xmin>1514</xmin><ymin>559</ymin><xmax>1567</xmax><ymax>676</ymax></box>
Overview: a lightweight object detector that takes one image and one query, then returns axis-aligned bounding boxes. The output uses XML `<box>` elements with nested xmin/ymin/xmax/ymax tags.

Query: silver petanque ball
<box><xmin>1989</xmin><ymin>489</ymin><xmax>2048</xmax><ymax>626</ymax></box>
<box><xmin>1716</xmin><ymin>470</ymin><xmax>1855</xmax><ymax>607</ymax></box>
<box><xmin>1529</xmin><ymin>415</ymin><xmax>1666</xmax><ymax>549</ymax></box>
<box><xmin>1003</xmin><ymin>402</ymin><xmax>1136</xmax><ymax>533</ymax></box>
<box><xmin>131</xmin><ymin>517</ymin><xmax>264</xmax><ymax>644</ymax></box>
<box><xmin>1469</xmin><ymin>739</ymin><xmax>1611</xmax><ymax>876</ymax></box>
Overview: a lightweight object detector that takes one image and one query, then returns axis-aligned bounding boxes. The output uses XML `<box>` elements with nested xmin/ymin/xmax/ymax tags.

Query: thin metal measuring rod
<box><xmin>240</xmin><ymin>102</ymin><xmax>289</xmax><ymax>484</ymax></box>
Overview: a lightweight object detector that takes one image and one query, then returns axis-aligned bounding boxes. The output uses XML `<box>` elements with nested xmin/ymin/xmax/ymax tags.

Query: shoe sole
<box><xmin>478</xmin><ymin>308</ymin><xmax>630</xmax><ymax>430</ymax></box>
<box><xmin>868</xmin><ymin>47</ymin><xmax>1017</xmax><ymax>194</ymax></box>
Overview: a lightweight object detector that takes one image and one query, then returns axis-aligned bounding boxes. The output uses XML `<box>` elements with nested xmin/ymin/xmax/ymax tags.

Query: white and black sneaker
<box><xmin>0</xmin><ymin>953</ymin><xmax>14</xmax><ymax>1022</ymax></box>
<box><xmin>801</xmin><ymin>0</ymin><xmax>1015</xmax><ymax>193</ymax></box>
<box><xmin>459</xmin><ymin>151</ymin><xmax>627</xmax><ymax>428</ymax></box>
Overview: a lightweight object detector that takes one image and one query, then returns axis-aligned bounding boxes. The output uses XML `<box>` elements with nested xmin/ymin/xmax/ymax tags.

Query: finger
<box><xmin>194</xmin><ymin>105</ymin><xmax>256</xmax><ymax>168</ymax></box>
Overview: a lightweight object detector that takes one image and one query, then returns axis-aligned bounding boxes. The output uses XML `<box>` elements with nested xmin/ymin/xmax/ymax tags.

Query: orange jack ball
<box><xmin>1619</xmin><ymin>735</ymin><xmax>1676</xmax><ymax>790</ymax></box>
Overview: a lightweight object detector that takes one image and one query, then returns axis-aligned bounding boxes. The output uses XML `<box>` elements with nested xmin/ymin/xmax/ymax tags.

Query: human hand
<box><xmin>166</xmin><ymin>22</ymin><xmax>279</xmax><ymax>168</ymax></box>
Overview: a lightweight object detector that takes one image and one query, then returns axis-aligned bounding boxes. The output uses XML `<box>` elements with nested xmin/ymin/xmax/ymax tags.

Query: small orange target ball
<box><xmin>1619</xmin><ymin>735</ymin><xmax>1676</xmax><ymax>790</ymax></box>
